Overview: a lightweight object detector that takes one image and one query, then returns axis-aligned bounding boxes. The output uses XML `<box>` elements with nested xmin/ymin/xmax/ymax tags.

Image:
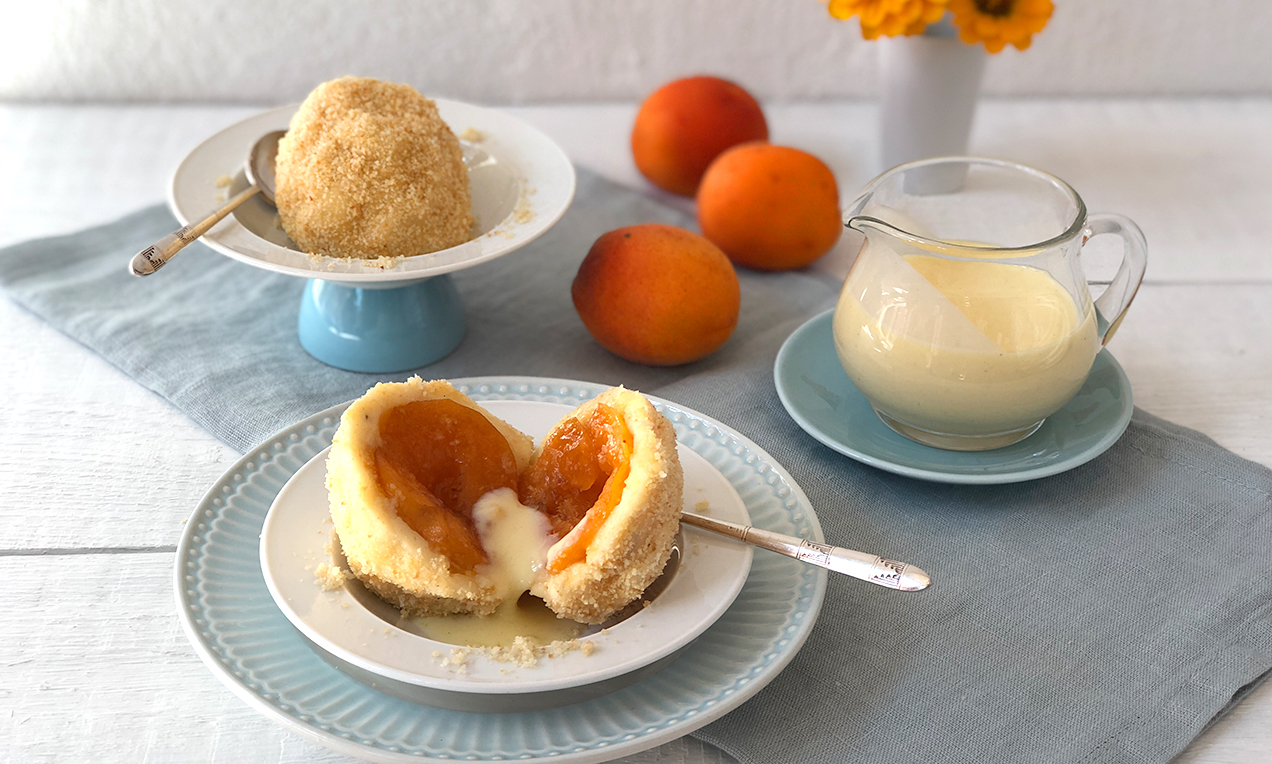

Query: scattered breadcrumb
<box><xmin>491</xmin><ymin>637</ymin><xmax>542</xmax><ymax>668</ymax></box>
<box><xmin>305</xmin><ymin>251</ymin><xmax>408</xmax><ymax>270</ymax></box>
<box><xmin>491</xmin><ymin>637</ymin><xmax>596</xmax><ymax>668</ymax></box>
<box><xmin>214</xmin><ymin>175</ymin><xmax>233</xmax><ymax>188</ymax></box>
<box><xmin>314</xmin><ymin>563</ymin><xmax>355</xmax><ymax>591</ymax></box>
<box><xmin>432</xmin><ymin>637</ymin><xmax>597</xmax><ymax>670</ymax></box>
<box><xmin>513</xmin><ymin>205</ymin><xmax>536</xmax><ymax>225</ymax></box>
<box><xmin>694</xmin><ymin>500</ymin><xmax>710</xmax><ymax>513</ymax></box>
<box><xmin>490</xmin><ymin>182</ymin><xmax>537</xmax><ymax>238</ymax></box>
<box><xmin>459</xmin><ymin>127</ymin><xmax>486</xmax><ymax>143</ymax></box>
<box><xmin>515</xmin><ymin>186</ymin><xmax>537</xmax><ymax>224</ymax></box>
<box><xmin>434</xmin><ymin>648</ymin><xmax>471</xmax><ymax>673</ymax></box>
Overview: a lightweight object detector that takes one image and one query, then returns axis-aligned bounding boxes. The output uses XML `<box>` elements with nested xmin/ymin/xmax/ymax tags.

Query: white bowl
<box><xmin>259</xmin><ymin>400</ymin><xmax>754</xmax><ymax>711</ymax></box>
<box><xmin>169</xmin><ymin>101</ymin><xmax>576</xmax><ymax>284</ymax></box>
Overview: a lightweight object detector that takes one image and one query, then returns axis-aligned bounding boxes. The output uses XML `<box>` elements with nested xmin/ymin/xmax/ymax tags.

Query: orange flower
<box><xmin>827</xmin><ymin>0</ymin><xmax>949</xmax><ymax>39</ymax></box>
<box><xmin>948</xmin><ymin>0</ymin><xmax>1053</xmax><ymax>53</ymax></box>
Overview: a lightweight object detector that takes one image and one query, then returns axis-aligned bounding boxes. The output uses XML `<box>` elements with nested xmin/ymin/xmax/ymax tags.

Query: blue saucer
<box><xmin>773</xmin><ymin>310</ymin><xmax>1134</xmax><ymax>484</ymax></box>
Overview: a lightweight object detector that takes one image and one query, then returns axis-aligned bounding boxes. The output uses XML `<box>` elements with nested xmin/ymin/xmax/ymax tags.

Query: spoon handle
<box><xmin>680</xmin><ymin>511</ymin><xmax>930</xmax><ymax>591</ymax></box>
<box><xmin>129</xmin><ymin>185</ymin><xmax>260</xmax><ymax>276</ymax></box>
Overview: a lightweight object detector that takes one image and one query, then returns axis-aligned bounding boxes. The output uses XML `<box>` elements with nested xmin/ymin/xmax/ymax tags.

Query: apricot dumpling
<box><xmin>526</xmin><ymin>388</ymin><xmax>683</xmax><ymax>623</ymax></box>
<box><xmin>326</xmin><ymin>378</ymin><xmax>534</xmax><ymax>616</ymax></box>
<box><xmin>325</xmin><ymin>378</ymin><xmax>683</xmax><ymax>624</ymax></box>
<box><xmin>275</xmin><ymin>77</ymin><xmax>474</xmax><ymax>260</ymax></box>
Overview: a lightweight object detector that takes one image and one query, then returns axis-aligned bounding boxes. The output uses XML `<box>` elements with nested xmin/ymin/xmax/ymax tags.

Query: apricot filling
<box><xmin>374</xmin><ymin>399</ymin><xmax>519</xmax><ymax>574</ymax></box>
<box><xmin>519</xmin><ymin>404</ymin><xmax>634</xmax><ymax>573</ymax></box>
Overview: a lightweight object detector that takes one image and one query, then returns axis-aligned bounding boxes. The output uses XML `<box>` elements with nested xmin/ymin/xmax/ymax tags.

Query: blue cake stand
<box><xmin>168</xmin><ymin>102</ymin><xmax>576</xmax><ymax>373</ymax></box>
<box><xmin>294</xmin><ymin>276</ymin><xmax>466</xmax><ymax>374</ymax></box>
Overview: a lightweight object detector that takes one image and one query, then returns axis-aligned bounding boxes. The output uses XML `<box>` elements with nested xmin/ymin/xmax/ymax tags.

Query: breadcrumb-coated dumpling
<box><xmin>527</xmin><ymin>388</ymin><xmax>683</xmax><ymax>624</ymax></box>
<box><xmin>327</xmin><ymin>378</ymin><xmax>534</xmax><ymax>617</ymax></box>
<box><xmin>275</xmin><ymin>76</ymin><xmax>474</xmax><ymax>260</ymax></box>
<box><xmin>327</xmin><ymin>379</ymin><xmax>682</xmax><ymax>625</ymax></box>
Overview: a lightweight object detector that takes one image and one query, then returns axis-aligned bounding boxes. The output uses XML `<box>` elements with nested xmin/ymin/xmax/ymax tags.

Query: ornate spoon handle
<box><xmin>130</xmin><ymin>185</ymin><xmax>260</xmax><ymax>276</ymax></box>
<box><xmin>680</xmin><ymin>511</ymin><xmax>931</xmax><ymax>591</ymax></box>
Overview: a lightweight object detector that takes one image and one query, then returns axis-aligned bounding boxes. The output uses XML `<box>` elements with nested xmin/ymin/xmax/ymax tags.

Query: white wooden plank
<box><xmin>969</xmin><ymin>99</ymin><xmax>1272</xmax><ymax>286</ymax></box>
<box><xmin>420</xmin><ymin>100</ymin><xmax>1272</xmax><ymax>287</ymax></box>
<box><xmin>0</xmin><ymin>553</ymin><xmax>354</xmax><ymax>764</ymax></box>
<box><xmin>2</xmin><ymin>101</ymin><xmax>1271</xmax><ymax>764</ymax></box>
<box><xmin>1112</xmin><ymin>284</ymin><xmax>1272</xmax><ymax>466</ymax></box>
<box><xmin>4</xmin><ymin>101</ymin><xmax>1272</xmax><ymax>283</ymax></box>
<box><xmin>0</xmin><ymin>105</ymin><xmax>259</xmax><ymax>248</ymax></box>
<box><xmin>1175</xmin><ymin>679</ymin><xmax>1272</xmax><ymax>764</ymax></box>
<box><xmin>0</xmin><ymin>552</ymin><xmax>727</xmax><ymax>763</ymax></box>
<box><xmin>0</xmin><ymin>298</ymin><xmax>238</xmax><ymax>551</ymax></box>
<box><xmin>0</xmin><ymin>552</ymin><xmax>1264</xmax><ymax>763</ymax></box>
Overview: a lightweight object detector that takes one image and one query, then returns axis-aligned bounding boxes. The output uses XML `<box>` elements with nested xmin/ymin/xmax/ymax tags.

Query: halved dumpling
<box><xmin>326</xmin><ymin>377</ymin><xmax>534</xmax><ymax>616</ymax></box>
<box><xmin>523</xmin><ymin>388</ymin><xmax>684</xmax><ymax>624</ymax></box>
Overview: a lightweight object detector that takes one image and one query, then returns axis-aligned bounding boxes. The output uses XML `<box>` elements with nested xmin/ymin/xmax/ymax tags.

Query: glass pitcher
<box><xmin>832</xmin><ymin>157</ymin><xmax>1147</xmax><ymax>451</ymax></box>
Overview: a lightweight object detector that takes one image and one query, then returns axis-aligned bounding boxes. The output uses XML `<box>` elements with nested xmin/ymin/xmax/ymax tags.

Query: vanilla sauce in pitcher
<box><xmin>832</xmin><ymin>236</ymin><xmax>1099</xmax><ymax>448</ymax></box>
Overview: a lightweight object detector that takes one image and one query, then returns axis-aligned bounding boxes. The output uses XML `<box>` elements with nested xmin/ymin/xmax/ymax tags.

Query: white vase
<box><xmin>877</xmin><ymin>19</ymin><xmax>986</xmax><ymax>171</ymax></box>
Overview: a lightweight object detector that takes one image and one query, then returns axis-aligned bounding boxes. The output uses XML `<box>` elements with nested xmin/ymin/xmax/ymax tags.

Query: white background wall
<box><xmin>3</xmin><ymin>0</ymin><xmax>1270</xmax><ymax>103</ymax></box>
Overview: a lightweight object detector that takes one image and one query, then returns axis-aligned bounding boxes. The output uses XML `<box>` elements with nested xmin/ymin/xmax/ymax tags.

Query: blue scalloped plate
<box><xmin>774</xmin><ymin>310</ymin><xmax>1134</xmax><ymax>484</ymax></box>
<box><xmin>175</xmin><ymin>377</ymin><xmax>828</xmax><ymax>763</ymax></box>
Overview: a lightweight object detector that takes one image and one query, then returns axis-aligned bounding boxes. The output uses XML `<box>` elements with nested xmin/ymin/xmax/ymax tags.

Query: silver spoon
<box><xmin>680</xmin><ymin>511</ymin><xmax>931</xmax><ymax>591</ymax></box>
<box><xmin>130</xmin><ymin>130</ymin><xmax>285</xmax><ymax>277</ymax></box>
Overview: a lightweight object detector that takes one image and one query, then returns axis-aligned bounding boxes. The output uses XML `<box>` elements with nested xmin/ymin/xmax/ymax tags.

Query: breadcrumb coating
<box><xmin>275</xmin><ymin>77</ymin><xmax>474</xmax><ymax>260</ymax></box>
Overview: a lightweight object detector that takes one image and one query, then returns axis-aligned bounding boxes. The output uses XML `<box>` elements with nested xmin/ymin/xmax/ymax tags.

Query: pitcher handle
<box><xmin>1084</xmin><ymin>213</ymin><xmax>1147</xmax><ymax>346</ymax></box>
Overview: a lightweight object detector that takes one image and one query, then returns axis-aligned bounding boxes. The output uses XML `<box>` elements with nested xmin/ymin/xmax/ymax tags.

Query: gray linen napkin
<box><xmin>3</xmin><ymin>168</ymin><xmax>1269</xmax><ymax>764</ymax></box>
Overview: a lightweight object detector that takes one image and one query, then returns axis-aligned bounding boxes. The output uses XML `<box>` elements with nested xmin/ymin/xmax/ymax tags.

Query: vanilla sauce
<box><xmin>408</xmin><ymin>488</ymin><xmax>587</xmax><ymax>647</ymax></box>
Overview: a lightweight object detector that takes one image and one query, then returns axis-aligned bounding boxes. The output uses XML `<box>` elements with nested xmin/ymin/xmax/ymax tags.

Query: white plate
<box><xmin>260</xmin><ymin>399</ymin><xmax>754</xmax><ymax>701</ymax></box>
<box><xmin>176</xmin><ymin>377</ymin><xmax>827</xmax><ymax>763</ymax></box>
<box><xmin>169</xmin><ymin>102</ymin><xmax>576</xmax><ymax>284</ymax></box>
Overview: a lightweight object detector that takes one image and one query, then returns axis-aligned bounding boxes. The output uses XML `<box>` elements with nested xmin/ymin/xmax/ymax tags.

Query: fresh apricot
<box><xmin>572</xmin><ymin>224</ymin><xmax>740</xmax><ymax>366</ymax></box>
<box><xmin>697</xmin><ymin>143</ymin><xmax>842</xmax><ymax>271</ymax></box>
<box><xmin>631</xmin><ymin>76</ymin><xmax>769</xmax><ymax>197</ymax></box>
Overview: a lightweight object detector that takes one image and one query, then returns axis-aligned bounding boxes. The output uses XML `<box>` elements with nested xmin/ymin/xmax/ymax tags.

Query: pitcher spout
<box><xmin>845</xmin><ymin>209</ymin><xmax>934</xmax><ymax>251</ymax></box>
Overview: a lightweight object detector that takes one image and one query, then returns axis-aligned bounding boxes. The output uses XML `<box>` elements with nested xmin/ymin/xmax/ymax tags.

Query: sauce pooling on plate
<box><xmin>410</xmin><ymin>488</ymin><xmax>587</xmax><ymax>648</ymax></box>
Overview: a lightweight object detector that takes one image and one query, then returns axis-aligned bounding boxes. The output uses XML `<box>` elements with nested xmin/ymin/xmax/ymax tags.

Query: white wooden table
<box><xmin>1</xmin><ymin>100</ymin><xmax>1269</xmax><ymax>763</ymax></box>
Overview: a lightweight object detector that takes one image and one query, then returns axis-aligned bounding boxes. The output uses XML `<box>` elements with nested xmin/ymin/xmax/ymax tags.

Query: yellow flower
<box><xmin>948</xmin><ymin>0</ymin><xmax>1053</xmax><ymax>53</ymax></box>
<box><xmin>827</xmin><ymin>0</ymin><xmax>949</xmax><ymax>40</ymax></box>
